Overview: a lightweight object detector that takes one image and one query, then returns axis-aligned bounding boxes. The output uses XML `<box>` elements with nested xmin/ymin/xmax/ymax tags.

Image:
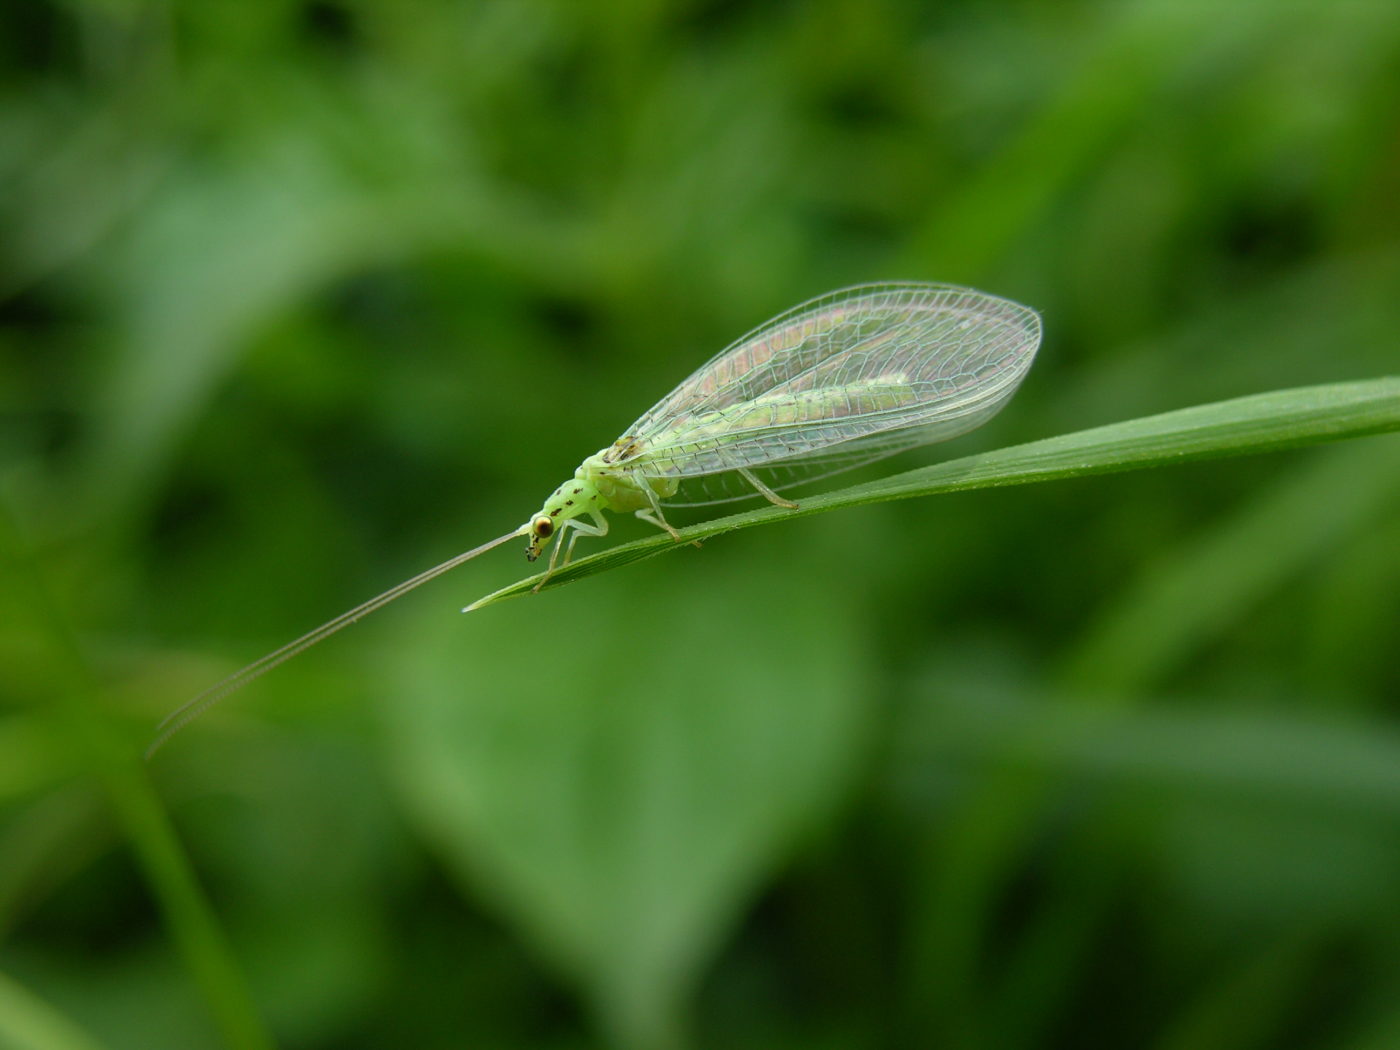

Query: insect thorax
<box><xmin>578</xmin><ymin>450</ymin><xmax>678</xmax><ymax>512</ymax></box>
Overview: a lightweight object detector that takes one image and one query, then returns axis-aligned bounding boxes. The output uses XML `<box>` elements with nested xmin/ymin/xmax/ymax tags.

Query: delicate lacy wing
<box><xmin>610</xmin><ymin>283</ymin><xmax>1042</xmax><ymax>485</ymax></box>
<box><xmin>659</xmin><ymin>409</ymin><xmax>1000</xmax><ymax>506</ymax></box>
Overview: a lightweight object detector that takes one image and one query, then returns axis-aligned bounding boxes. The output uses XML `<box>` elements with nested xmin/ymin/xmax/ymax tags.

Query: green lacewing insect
<box><xmin>148</xmin><ymin>282</ymin><xmax>1041</xmax><ymax>756</ymax></box>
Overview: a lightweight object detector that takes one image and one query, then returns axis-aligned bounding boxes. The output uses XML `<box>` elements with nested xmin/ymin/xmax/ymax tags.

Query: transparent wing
<box><xmin>610</xmin><ymin>282</ymin><xmax>1042</xmax><ymax>483</ymax></box>
<box><xmin>659</xmin><ymin>412</ymin><xmax>993</xmax><ymax>506</ymax></box>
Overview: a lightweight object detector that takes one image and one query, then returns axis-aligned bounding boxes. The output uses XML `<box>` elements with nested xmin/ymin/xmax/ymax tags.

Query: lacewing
<box><xmin>148</xmin><ymin>282</ymin><xmax>1041</xmax><ymax>756</ymax></box>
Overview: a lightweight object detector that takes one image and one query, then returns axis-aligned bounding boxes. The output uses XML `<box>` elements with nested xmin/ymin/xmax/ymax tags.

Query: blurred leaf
<box><xmin>1059</xmin><ymin>436</ymin><xmax>1400</xmax><ymax>694</ymax></box>
<box><xmin>385</xmin><ymin>551</ymin><xmax>870</xmax><ymax>1049</ymax></box>
<box><xmin>0</xmin><ymin>505</ymin><xmax>273</xmax><ymax>1050</ymax></box>
<box><xmin>0</xmin><ymin>970</ymin><xmax>110</xmax><ymax>1050</ymax></box>
<box><xmin>0</xmin><ymin>787</ymin><xmax>107</xmax><ymax>941</ymax></box>
<box><xmin>903</xmin><ymin>691</ymin><xmax>1400</xmax><ymax>823</ymax></box>
<box><xmin>1344</xmin><ymin>1010</ymin><xmax>1400</xmax><ymax>1050</ymax></box>
<box><xmin>468</xmin><ymin>377</ymin><xmax>1400</xmax><ymax>609</ymax></box>
<box><xmin>1051</xmin><ymin>248</ymin><xmax>1400</xmax><ymax>431</ymax></box>
<box><xmin>1151</xmin><ymin>937</ymin><xmax>1315</xmax><ymax>1050</ymax></box>
<box><xmin>907</xmin><ymin>0</ymin><xmax>1206</xmax><ymax>278</ymax></box>
<box><xmin>83</xmin><ymin>142</ymin><xmax>397</xmax><ymax>520</ymax></box>
<box><xmin>77</xmin><ymin>126</ymin><xmax>546</xmax><ymax>525</ymax></box>
<box><xmin>894</xmin><ymin>678</ymin><xmax>1400</xmax><ymax>1043</ymax></box>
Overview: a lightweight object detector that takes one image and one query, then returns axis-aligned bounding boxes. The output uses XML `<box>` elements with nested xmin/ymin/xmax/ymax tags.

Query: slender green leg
<box><xmin>634</xmin><ymin>507</ymin><xmax>681</xmax><ymax>540</ymax></box>
<box><xmin>563</xmin><ymin>511</ymin><xmax>608</xmax><ymax>566</ymax></box>
<box><xmin>738</xmin><ymin>467</ymin><xmax>799</xmax><ymax>508</ymax></box>
<box><xmin>636</xmin><ymin>486</ymin><xmax>702</xmax><ymax>548</ymax></box>
<box><xmin>535</xmin><ymin>514</ymin><xmax>607</xmax><ymax>592</ymax></box>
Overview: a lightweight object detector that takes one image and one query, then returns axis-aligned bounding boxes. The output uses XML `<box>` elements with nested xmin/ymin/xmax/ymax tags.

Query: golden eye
<box><xmin>533</xmin><ymin>516</ymin><xmax>553</xmax><ymax>538</ymax></box>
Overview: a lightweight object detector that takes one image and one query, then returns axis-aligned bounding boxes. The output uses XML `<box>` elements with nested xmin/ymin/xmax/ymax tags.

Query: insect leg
<box><xmin>534</xmin><ymin>514</ymin><xmax>608</xmax><ymax>593</ymax></box>
<box><xmin>738</xmin><ymin>467</ymin><xmax>799</xmax><ymax>509</ymax></box>
<box><xmin>633</xmin><ymin>507</ymin><xmax>679</xmax><ymax>540</ymax></box>
<box><xmin>536</xmin><ymin>522</ymin><xmax>568</xmax><ymax>590</ymax></box>
<box><xmin>563</xmin><ymin>512</ymin><xmax>609</xmax><ymax>566</ymax></box>
<box><xmin>635</xmin><ymin>486</ymin><xmax>702</xmax><ymax>548</ymax></box>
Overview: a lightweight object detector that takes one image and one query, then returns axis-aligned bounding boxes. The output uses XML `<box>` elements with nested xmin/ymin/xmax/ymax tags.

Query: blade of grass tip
<box><xmin>147</xmin><ymin>528</ymin><xmax>525</xmax><ymax>759</ymax></box>
<box><xmin>465</xmin><ymin>377</ymin><xmax>1400</xmax><ymax>611</ymax></box>
<box><xmin>0</xmin><ymin>501</ymin><xmax>275</xmax><ymax>1050</ymax></box>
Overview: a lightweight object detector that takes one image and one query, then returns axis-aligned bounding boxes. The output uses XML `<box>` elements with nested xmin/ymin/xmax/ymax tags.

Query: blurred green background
<box><xmin>3</xmin><ymin>1</ymin><xmax>1400</xmax><ymax>1048</ymax></box>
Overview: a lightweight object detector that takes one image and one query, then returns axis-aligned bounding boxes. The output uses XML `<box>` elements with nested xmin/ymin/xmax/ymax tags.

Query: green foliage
<box><xmin>3</xmin><ymin>2</ymin><xmax>1400</xmax><ymax>1049</ymax></box>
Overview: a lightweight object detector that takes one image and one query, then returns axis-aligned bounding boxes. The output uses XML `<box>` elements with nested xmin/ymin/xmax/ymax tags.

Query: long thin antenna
<box><xmin>146</xmin><ymin>527</ymin><xmax>526</xmax><ymax>759</ymax></box>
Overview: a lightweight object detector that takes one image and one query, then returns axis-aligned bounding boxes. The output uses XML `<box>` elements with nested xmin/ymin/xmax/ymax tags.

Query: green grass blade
<box><xmin>0</xmin><ymin>971</ymin><xmax>111</xmax><ymax>1050</ymax></box>
<box><xmin>467</xmin><ymin>377</ymin><xmax>1400</xmax><ymax>610</ymax></box>
<box><xmin>0</xmin><ymin>505</ymin><xmax>275</xmax><ymax>1050</ymax></box>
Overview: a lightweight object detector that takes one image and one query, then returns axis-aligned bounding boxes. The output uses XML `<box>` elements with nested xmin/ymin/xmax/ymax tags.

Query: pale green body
<box><xmin>522</xmin><ymin>375</ymin><xmax>915</xmax><ymax>571</ymax></box>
